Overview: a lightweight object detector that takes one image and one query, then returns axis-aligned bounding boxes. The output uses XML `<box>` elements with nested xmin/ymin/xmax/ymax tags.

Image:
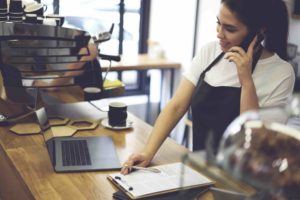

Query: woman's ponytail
<box><xmin>264</xmin><ymin>0</ymin><xmax>289</xmax><ymax>60</ymax></box>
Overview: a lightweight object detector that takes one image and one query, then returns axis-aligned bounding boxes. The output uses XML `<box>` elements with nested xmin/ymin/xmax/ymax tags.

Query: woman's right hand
<box><xmin>120</xmin><ymin>152</ymin><xmax>153</xmax><ymax>175</ymax></box>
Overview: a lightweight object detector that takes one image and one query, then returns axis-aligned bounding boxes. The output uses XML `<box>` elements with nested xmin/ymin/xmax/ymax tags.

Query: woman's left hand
<box><xmin>225</xmin><ymin>36</ymin><xmax>258</xmax><ymax>87</ymax></box>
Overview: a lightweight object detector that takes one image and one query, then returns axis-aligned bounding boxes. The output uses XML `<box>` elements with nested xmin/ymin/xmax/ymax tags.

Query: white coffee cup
<box><xmin>25</xmin><ymin>3</ymin><xmax>45</xmax><ymax>12</ymax></box>
<box><xmin>23</xmin><ymin>1</ymin><xmax>37</xmax><ymax>8</ymax></box>
<box><xmin>24</xmin><ymin>3</ymin><xmax>47</xmax><ymax>16</ymax></box>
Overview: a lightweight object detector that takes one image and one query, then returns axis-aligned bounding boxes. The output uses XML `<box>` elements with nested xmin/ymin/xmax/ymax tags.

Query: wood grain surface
<box><xmin>0</xmin><ymin>56</ymin><xmax>255</xmax><ymax>199</ymax></box>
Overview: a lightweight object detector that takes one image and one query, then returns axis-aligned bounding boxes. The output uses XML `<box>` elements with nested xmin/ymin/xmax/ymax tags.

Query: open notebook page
<box><xmin>108</xmin><ymin>162</ymin><xmax>214</xmax><ymax>198</ymax></box>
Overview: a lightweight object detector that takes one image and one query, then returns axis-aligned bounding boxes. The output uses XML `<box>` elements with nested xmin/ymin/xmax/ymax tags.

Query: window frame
<box><xmin>43</xmin><ymin>0</ymin><xmax>150</xmax><ymax>55</ymax></box>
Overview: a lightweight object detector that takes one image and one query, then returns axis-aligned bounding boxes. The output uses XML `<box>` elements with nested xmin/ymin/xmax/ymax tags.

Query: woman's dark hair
<box><xmin>221</xmin><ymin>0</ymin><xmax>289</xmax><ymax>60</ymax></box>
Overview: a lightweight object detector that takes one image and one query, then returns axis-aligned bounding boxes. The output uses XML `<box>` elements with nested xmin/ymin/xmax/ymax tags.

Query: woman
<box><xmin>122</xmin><ymin>0</ymin><xmax>295</xmax><ymax>174</ymax></box>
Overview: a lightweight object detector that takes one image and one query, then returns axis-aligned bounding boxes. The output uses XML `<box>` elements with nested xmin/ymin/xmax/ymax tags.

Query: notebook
<box><xmin>107</xmin><ymin>162</ymin><xmax>214</xmax><ymax>199</ymax></box>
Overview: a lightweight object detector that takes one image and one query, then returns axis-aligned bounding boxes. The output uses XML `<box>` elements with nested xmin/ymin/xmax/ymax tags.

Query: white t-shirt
<box><xmin>183</xmin><ymin>41</ymin><xmax>295</xmax><ymax>108</ymax></box>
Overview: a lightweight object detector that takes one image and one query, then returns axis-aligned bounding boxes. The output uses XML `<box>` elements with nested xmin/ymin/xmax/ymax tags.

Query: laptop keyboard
<box><xmin>61</xmin><ymin>140</ymin><xmax>92</xmax><ymax>166</ymax></box>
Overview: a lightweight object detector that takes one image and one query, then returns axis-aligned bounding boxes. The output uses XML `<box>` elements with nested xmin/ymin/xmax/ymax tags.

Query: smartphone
<box><xmin>240</xmin><ymin>31</ymin><xmax>265</xmax><ymax>51</ymax></box>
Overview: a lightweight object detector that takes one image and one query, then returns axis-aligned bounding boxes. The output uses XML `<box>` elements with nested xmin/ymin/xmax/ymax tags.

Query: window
<box><xmin>41</xmin><ymin>0</ymin><xmax>148</xmax><ymax>56</ymax></box>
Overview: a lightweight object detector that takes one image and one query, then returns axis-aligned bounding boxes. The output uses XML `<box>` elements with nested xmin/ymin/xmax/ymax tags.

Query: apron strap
<box><xmin>199</xmin><ymin>52</ymin><xmax>225</xmax><ymax>80</ymax></box>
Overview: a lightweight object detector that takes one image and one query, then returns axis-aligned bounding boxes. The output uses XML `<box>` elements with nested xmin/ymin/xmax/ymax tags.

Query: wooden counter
<box><xmin>0</xmin><ymin>94</ymin><xmax>255</xmax><ymax>199</ymax></box>
<box><xmin>0</xmin><ymin>99</ymin><xmax>189</xmax><ymax>199</ymax></box>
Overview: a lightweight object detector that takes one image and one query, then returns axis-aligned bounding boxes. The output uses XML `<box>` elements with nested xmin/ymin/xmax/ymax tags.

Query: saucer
<box><xmin>101</xmin><ymin>118</ymin><xmax>133</xmax><ymax>130</ymax></box>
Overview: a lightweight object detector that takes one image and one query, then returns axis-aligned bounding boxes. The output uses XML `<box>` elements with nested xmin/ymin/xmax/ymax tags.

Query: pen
<box><xmin>131</xmin><ymin>166</ymin><xmax>161</xmax><ymax>173</ymax></box>
<box><xmin>123</xmin><ymin>164</ymin><xmax>161</xmax><ymax>173</ymax></box>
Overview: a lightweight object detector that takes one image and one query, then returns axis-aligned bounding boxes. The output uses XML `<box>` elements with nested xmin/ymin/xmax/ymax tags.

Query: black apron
<box><xmin>191</xmin><ymin>50</ymin><xmax>261</xmax><ymax>154</ymax></box>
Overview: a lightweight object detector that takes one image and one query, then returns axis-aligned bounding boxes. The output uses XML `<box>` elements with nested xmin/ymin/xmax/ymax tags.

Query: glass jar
<box><xmin>216</xmin><ymin>109</ymin><xmax>300</xmax><ymax>199</ymax></box>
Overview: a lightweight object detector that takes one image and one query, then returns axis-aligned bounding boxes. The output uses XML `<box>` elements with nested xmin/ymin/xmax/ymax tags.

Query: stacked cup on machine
<box><xmin>24</xmin><ymin>1</ymin><xmax>46</xmax><ymax>24</ymax></box>
<box><xmin>0</xmin><ymin>0</ymin><xmax>8</xmax><ymax>22</ymax></box>
<box><xmin>9</xmin><ymin>0</ymin><xmax>24</xmax><ymax>22</ymax></box>
<box><xmin>0</xmin><ymin>0</ymin><xmax>65</xmax><ymax>26</ymax></box>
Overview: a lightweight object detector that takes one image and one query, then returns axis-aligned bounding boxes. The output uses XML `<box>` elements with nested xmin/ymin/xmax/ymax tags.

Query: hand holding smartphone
<box><xmin>239</xmin><ymin>30</ymin><xmax>265</xmax><ymax>72</ymax></box>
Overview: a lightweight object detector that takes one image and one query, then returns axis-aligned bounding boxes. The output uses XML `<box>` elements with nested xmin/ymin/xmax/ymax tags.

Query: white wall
<box><xmin>149</xmin><ymin>0</ymin><xmax>197</xmax><ymax>68</ymax></box>
<box><xmin>149</xmin><ymin>0</ymin><xmax>197</xmax><ymax>103</ymax></box>
<box><xmin>149</xmin><ymin>0</ymin><xmax>197</xmax><ymax>142</ymax></box>
<box><xmin>286</xmin><ymin>0</ymin><xmax>300</xmax><ymax>46</ymax></box>
<box><xmin>195</xmin><ymin>0</ymin><xmax>221</xmax><ymax>51</ymax></box>
<box><xmin>280</xmin><ymin>0</ymin><xmax>300</xmax><ymax>74</ymax></box>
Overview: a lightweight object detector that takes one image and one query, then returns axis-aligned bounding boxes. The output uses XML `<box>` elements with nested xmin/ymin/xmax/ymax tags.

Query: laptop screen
<box><xmin>36</xmin><ymin>107</ymin><xmax>53</xmax><ymax>142</ymax></box>
<box><xmin>35</xmin><ymin>107</ymin><xmax>55</xmax><ymax>164</ymax></box>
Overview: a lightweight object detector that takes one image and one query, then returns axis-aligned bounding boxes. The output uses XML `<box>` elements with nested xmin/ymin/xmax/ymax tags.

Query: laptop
<box><xmin>35</xmin><ymin>107</ymin><xmax>121</xmax><ymax>172</ymax></box>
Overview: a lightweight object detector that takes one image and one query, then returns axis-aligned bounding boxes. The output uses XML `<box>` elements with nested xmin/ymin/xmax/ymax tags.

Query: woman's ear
<box><xmin>256</xmin><ymin>27</ymin><xmax>266</xmax><ymax>45</ymax></box>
